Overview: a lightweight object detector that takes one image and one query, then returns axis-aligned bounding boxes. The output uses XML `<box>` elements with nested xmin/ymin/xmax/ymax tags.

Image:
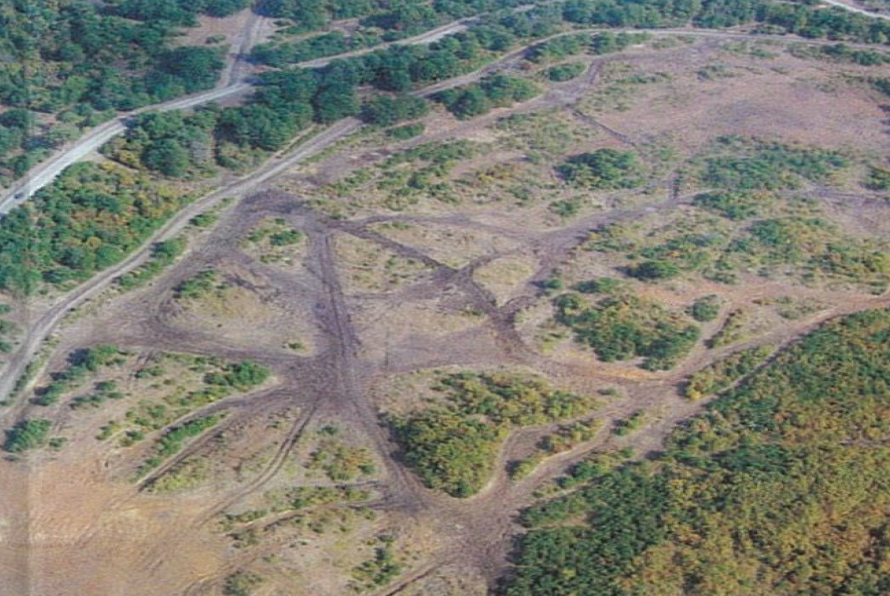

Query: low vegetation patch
<box><xmin>390</xmin><ymin>372</ymin><xmax>596</xmax><ymax>498</ymax></box>
<box><xmin>554</xmin><ymin>293</ymin><xmax>700</xmax><ymax>370</ymax></box>
<box><xmin>693</xmin><ymin>136</ymin><xmax>850</xmax><ymax>191</ymax></box>
<box><xmin>351</xmin><ymin>535</ymin><xmax>402</xmax><ymax>592</ymax></box>
<box><xmin>174</xmin><ymin>270</ymin><xmax>227</xmax><ymax>301</ymax></box>
<box><xmin>117</xmin><ymin>238</ymin><xmax>187</xmax><ymax>290</ymax></box>
<box><xmin>4</xmin><ymin>418</ymin><xmax>52</xmax><ymax>453</ymax></box>
<box><xmin>558</xmin><ymin>148</ymin><xmax>644</xmax><ymax>190</ymax></box>
<box><xmin>308</xmin><ymin>425</ymin><xmax>376</xmax><ymax>482</ymax></box>
<box><xmin>434</xmin><ymin>74</ymin><xmax>540</xmax><ymax>120</ymax></box>
<box><xmin>546</xmin><ymin>63</ymin><xmax>587</xmax><ymax>82</ymax></box>
<box><xmin>689</xmin><ymin>295</ymin><xmax>723</xmax><ymax>323</ymax></box>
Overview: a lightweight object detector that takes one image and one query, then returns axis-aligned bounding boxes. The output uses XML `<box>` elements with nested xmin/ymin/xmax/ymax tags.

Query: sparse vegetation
<box><xmin>613</xmin><ymin>410</ymin><xmax>646</xmax><ymax>436</ymax></box>
<box><xmin>117</xmin><ymin>238</ymin><xmax>187</xmax><ymax>290</ymax></box>
<box><xmin>223</xmin><ymin>571</ymin><xmax>264</xmax><ymax>596</ymax></box>
<box><xmin>34</xmin><ymin>345</ymin><xmax>125</xmax><ymax>407</ymax></box>
<box><xmin>136</xmin><ymin>415</ymin><xmax>223</xmax><ymax>478</ymax></box>
<box><xmin>174</xmin><ymin>270</ymin><xmax>225</xmax><ymax>301</ymax></box>
<box><xmin>308</xmin><ymin>427</ymin><xmax>376</xmax><ymax>482</ymax></box>
<box><xmin>867</xmin><ymin>165</ymin><xmax>890</xmax><ymax>191</ymax></box>
<box><xmin>244</xmin><ymin>219</ymin><xmax>304</xmax><ymax>264</ymax></box>
<box><xmin>350</xmin><ymin>535</ymin><xmax>402</xmax><ymax>592</ymax></box>
<box><xmin>708</xmin><ymin>308</ymin><xmax>750</xmax><ymax>348</ymax></box>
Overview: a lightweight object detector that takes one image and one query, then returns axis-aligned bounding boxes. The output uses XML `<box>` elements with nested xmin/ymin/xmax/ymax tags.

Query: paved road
<box><xmin>5</xmin><ymin>0</ymin><xmax>890</xmax><ymax>214</ymax></box>
<box><xmin>0</xmin><ymin>3</ymin><xmax>554</xmax><ymax>211</ymax></box>
<box><xmin>822</xmin><ymin>0</ymin><xmax>890</xmax><ymax>20</ymax></box>
<box><xmin>0</xmin><ymin>118</ymin><xmax>362</xmax><ymax>403</ymax></box>
<box><xmin>297</xmin><ymin>18</ymin><xmax>476</xmax><ymax>69</ymax></box>
<box><xmin>0</xmin><ymin>84</ymin><xmax>253</xmax><ymax>215</ymax></box>
<box><xmin>0</xmin><ymin>15</ymin><xmax>483</xmax><ymax>212</ymax></box>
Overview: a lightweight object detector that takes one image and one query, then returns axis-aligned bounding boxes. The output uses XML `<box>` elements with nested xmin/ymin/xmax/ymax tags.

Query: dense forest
<box><xmin>0</xmin><ymin>0</ymin><xmax>229</xmax><ymax>186</ymax></box>
<box><xmin>505</xmin><ymin>308</ymin><xmax>890</xmax><ymax>596</ymax></box>
<box><xmin>0</xmin><ymin>163</ymin><xmax>188</xmax><ymax>294</ymax></box>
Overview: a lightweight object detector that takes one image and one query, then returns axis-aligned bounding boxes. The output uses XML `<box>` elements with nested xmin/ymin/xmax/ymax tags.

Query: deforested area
<box><xmin>1</xmin><ymin>1</ymin><xmax>889</xmax><ymax>595</ymax></box>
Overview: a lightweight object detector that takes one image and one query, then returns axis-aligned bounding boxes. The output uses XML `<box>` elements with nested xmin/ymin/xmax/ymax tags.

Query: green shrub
<box><xmin>699</xmin><ymin>137</ymin><xmax>849</xmax><ymax>191</ymax></box>
<box><xmin>558</xmin><ymin>149</ymin><xmax>643</xmax><ymax>190</ymax></box>
<box><xmin>867</xmin><ymin>165</ymin><xmax>890</xmax><ymax>191</ymax></box>
<box><xmin>386</xmin><ymin>123</ymin><xmax>425</xmax><ymax>140</ymax></box>
<box><xmin>627</xmin><ymin>259</ymin><xmax>680</xmax><ymax>281</ymax></box>
<box><xmin>223</xmin><ymin>571</ymin><xmax>264</xmax><ymax>596</ymax></box>
<box><xmin>575</xmin><ymin>277</ymin><xmax>624</xmax><ymax>295</ymax></box>
<box><xmin>689</xmin><ymin>295</ymin><xmax>722</xmax><ymax>322</ymax></box>
<box><xmin>118</xmin><ymin>238</ymin><xmax>187</xmax><ymax>289</ymax></box>
<box><xmin>546</xmin><ymin>63</ymin><xmax>587</xmax><ymax>82</ymax></box>
<box><xmin>4</xmin><ymin>419</ymin><xmax>52</xmax><ymax>453</ymax></box>
<box><xmin>174</xmin><ymin>270</ymin><xmax>221</xmax><ymax>300</ymax></box>
<box><xmin>434</xmin><ymin>74</ymin><xmax>540</xmax><ymax>120</ymax></box>
<box><xmin>693</xmin><ymin>190</ymin><xmax>771</xmax><ymax>220</ymax></box>
<box><xmin>555</xmin><ymin>293</ymin><xmax>699</xmax><ymax>370</ymax></box>
<box><xmin>390</xmin><ymin>373</ymin><xmax>595</xmax><ymax>497</ymax></box>
<box><xmin>613</xmin><ymin>410</ymin><xmax>645</xmax><ymax>436</ymax></box>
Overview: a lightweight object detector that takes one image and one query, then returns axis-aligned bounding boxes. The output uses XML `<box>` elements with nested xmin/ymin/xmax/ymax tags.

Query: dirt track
<box><xmin>3</xmin><ymin>21</ymin><xmax>890</xmax><ymax>596</ymax></box>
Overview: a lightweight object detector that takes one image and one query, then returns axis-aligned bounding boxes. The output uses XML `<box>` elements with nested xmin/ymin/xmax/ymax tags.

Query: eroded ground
<box><xmin>1</xmin><ymin>28</ymin><xmax>889</xmax><ymax>596</ymax></box>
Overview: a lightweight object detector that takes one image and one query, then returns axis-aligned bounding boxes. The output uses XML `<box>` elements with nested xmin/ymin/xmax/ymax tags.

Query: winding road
<box><xmin>822</xmin><ymin>0</ymin><xmax>890</xmax><ymax>20</ymax></box>
<box><xmin>0</xmin><ymin>7</ymin><xmax>510</xmax><ymax>212</ymax></box>
<box><xmin>2</xmin><ymin>0</ymin><xmax>887</xmax><ymax>212</ymax></box>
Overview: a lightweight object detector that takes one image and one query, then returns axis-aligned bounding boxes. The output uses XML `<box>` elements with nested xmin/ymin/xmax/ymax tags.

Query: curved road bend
<box><xmin>822</xmin><ymin>0</ymin><xmax>890</xmax><ymax>20</ymax></box>
<box><xmin>0</xmin><ymin>7</ymin><xmax>515</xmax><ymax>212</ymax></box>
<box><xmin>0</xmin><ymin>118</ymin><xmax>362</xmax><ymax>405</ymax></box>
<box><xmin>4</xmin><ymin>0</ymin><xmax>889</xmax><ymax>212</ymax></box>
<box><xmin>6</xmin><ymin>0</ymin><xmax>883</xmax><ymax>212</ymax></box>
<box><xmin>0</xmin><ymin>84</ymin><xmax>253</xmax><ymax>215</ymax></box>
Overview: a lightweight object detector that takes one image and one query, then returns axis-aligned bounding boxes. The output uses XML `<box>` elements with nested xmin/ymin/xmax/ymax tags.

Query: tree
<box><xmin>360</xmin><ymin>95</ymin><xmax>429</xmax><ymax>126</ymax></box>
<box><xmin>157</xmin><ymin>47</ymin><xmax>225</xmax><ymax>93</ymax></box>
<box><xmin>143</xmin><ymin>138</ymin><xmax>190</xmax><ymax>177</ymax></box>
<box><xmin>559</xmin><ymin>149</ymin><xmax>643</xmax><ymax>189</ymax></box>
<box><xmin>628</xmin><ymin>259</ymin><xmax>681</xmax><ymax>281</ymax></box>
<box><xmin>312</xmin><ymin>82</ymin><xmax>359</xmax><ymax>123</ymax></box>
